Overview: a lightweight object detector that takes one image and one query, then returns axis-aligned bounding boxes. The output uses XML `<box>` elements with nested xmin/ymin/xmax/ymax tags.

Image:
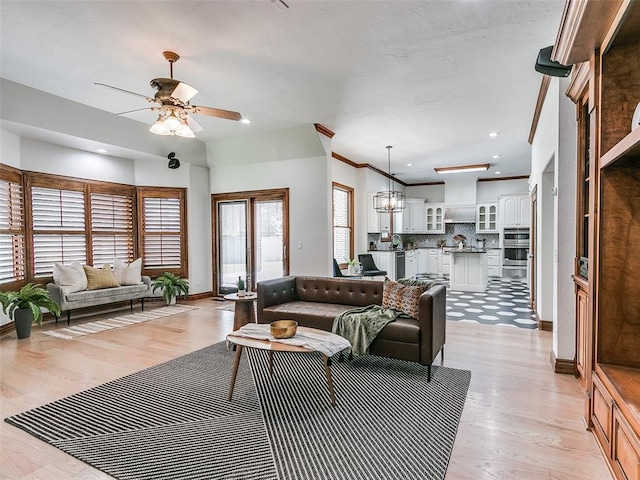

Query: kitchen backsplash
<box><xmin>368</xmin><ymin>223</ymin><xmax>499</xmax><ymax>249</ymax></box>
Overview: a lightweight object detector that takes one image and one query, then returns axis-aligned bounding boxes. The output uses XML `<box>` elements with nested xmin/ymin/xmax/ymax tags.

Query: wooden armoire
<box><xmin>557</xmin><ymin>1</ymin><xmax>640</xmax><ymax>478</ymax></box>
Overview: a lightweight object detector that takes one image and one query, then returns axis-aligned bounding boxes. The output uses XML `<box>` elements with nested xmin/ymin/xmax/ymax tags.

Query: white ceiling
<box><xmin>0</xmin><ymin>0</ymin><xmax>564</xmax><ymax>184</ymax></box>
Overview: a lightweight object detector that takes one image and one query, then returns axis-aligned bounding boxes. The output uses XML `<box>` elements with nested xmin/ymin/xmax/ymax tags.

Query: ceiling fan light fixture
<box><xmin>149</xmin><ymin>117</ymin><xmax>171</xmax><ymax>135</ymax></box>
<box><xmin>175</xmin><ymin>123</ymin><xmax>195</xmax><ymax>138</ymax></box>
<box><xmin>374</xmin><ymin>146</ymin><xmax>405</xmax><ymax>213</ymax></box>
<box><xmin>434</xmin><ymin>163</ymin><xmax>490</xmax><ymax>175</ymax></box>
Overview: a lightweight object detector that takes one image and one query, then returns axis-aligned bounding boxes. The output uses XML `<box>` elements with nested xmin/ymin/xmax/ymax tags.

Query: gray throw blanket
<box><xmin>332</xmin><ymin>305</ymin><xmax>402</xmax><ymax>356</ymax></box>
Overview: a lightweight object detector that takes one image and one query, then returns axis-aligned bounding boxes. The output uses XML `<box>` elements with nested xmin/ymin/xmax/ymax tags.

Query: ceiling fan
<box><xmin>96</xmin><ymin>51</ymin><xmax>244</xmax><ymax>138</ymax></box>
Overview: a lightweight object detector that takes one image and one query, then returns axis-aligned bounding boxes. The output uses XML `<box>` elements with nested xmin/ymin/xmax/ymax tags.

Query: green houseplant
<box><xmin>151</xmin><ymin>272</ymin><xmax>190</xmax><ymax>305</ymax></box>
<box><xmin>0</xmin><ymin>283</ymin><xmax>61</xmax><ymax>339</ymax></box>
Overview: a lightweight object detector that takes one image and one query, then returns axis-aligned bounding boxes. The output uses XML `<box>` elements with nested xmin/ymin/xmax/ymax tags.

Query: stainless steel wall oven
<box><xmin>502</xmin><ymin>228</ymin><xmax>529</xmax><ymax>278</ymax></box>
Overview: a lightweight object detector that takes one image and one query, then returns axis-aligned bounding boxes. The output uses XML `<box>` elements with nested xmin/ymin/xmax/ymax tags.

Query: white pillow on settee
<box><xmin>113</xmin><ymin>258</ymin><xmax>143</xmax><ymax>286</ymax></box>
<box><xmin>53</xmin><ymin>261</ymin><xmax>88</xmax><ymax>294</ymax></box>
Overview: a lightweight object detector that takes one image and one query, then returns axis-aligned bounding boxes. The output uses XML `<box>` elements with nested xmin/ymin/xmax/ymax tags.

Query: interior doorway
<box><xmin>212</xmin><ymin>189</ymin><xmax>289</xmax><ymax>296</ymax></box>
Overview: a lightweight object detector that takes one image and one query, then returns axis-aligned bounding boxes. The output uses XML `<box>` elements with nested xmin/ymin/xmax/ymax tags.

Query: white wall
<box><xmin>210</xmin><ymin>155</ymin><xmax>330</xmax><ymax>277</ymax></box>
<box><xmin>1</xmin><ymin>129</ymin><xmax>21</xmax><ymax>168</ymax></box>
<box><xmin>530</xmin><ymin>76</ymin><xmax>577</xmax><ymax>362</ymax></box>
<box><xmin>187</xmin><ymin>166</ymin><xmax>212</xmax><ymax>294</ymax></box>
<box><xmin>405</xmin><ymin>184</ymin><xmax>445</xmax><ymax>202</ymax></box>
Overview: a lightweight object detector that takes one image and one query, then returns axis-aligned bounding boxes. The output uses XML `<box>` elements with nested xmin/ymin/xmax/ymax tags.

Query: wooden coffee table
<box><xmin>226</xmin><ymin>326</ymin><xmax>341</xmax><ymax>406</ymax></box>
<box><xmin>223</xmin><ymin>292</ymin><xmax>256</xmax><ymax>330</ymax></box>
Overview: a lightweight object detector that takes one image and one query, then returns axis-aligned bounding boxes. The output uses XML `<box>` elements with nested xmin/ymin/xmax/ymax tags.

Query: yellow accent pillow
<box><xmin>83</xmin><ymin>264</ymin><xmax>121</xmax><ymax>290</ymax></box>
<box><xmin>382</xmin><ymin>279</ymin><xmax>425</xmax><ymax>319</ymax></box>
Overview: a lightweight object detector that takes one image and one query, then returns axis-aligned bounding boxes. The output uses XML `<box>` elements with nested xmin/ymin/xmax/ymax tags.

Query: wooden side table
<box><xmin>223</xmin><ymin>293</ymin><xmax>257</xmax><ymax>330</ymax></box>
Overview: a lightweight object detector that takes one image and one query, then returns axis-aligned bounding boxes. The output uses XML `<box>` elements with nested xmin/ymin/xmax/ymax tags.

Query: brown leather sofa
<box><xmin>256</xmin><ymin>276</ymin><xmax>446</xmax><ymax>380</ymax></box>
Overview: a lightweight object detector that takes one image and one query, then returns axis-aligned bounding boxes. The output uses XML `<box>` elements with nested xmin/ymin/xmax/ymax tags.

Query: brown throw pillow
<box><xmin>382</xmin><ymin>279</ymin><xmax>425</xmax><ymax>319</ymax></box>
<box><xmin>83</xmin><ymin>264</ymin><xmax>121</xmax><ymax>290</ymax></box>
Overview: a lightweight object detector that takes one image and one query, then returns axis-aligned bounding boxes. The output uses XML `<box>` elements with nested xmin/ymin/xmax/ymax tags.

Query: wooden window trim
<box><xmin>137</xmin><ymin>186</ymin><xmax>188</xmax><ymax>279</ymax></box>
<box><xmin>332</xmin><ymin>182</ymin><xmax>354</xmax><ymax>266</ymax></box>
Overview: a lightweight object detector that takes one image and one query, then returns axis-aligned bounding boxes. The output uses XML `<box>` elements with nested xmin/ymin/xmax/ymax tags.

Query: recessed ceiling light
<box><xmin>406</xmin><ymin>163</ymin><xmax>413</xmax><ymax>167</ymax></box>
<box><xmin>434</xmin><ymin>163</ymin><xmax>490</xmax><ymax>175</ymax></box>
<box><xmin>489</xmin><ymin>131</ymin><xmax>500</xmax><ymax>137</ymax></box>
<box><xmin>495</xmin><ymin>171</ymin><xmax>501</xmax><ymax>175</ymax></box>
<box><xmin>492</xmin><ymin>154</ymin><xmax>501</xmax><ymax>159</ymax></box>
<box><xmin>96</xmin><ymin>148</ymin><xmax>110</xmax><ymax>154</ymax></box>
<box><xmin>240</xmin><ymin>118</ymin><xmax>252</xmax><ymax>124</ymax></box>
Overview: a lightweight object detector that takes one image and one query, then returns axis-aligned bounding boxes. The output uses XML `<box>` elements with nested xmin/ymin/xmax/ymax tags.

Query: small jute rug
<box><xmin>42</xmin><ymin>305</ymin><xmax>199</xmax><ymax>339</ymax></box>
<box><xmin>5</xmin><ymin>341</ymin><xmax>471</xmax><ymax>480</ymax></box>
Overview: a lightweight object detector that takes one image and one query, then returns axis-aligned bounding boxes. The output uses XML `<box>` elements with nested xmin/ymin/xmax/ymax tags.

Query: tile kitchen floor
<box><xmin>416</xmin><ymin>276</ymin><xmax>537</xmax><ymax>329</ymax></box>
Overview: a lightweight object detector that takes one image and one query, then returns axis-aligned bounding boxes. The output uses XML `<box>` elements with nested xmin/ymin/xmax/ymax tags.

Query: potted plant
<box><xmin>236</xmin><ymin>276</ymin><xmax>246</xmax><ymax>297</ymax></box>
<box><xmin>151</xmin><ymin>272</ymin><xmax>189</xmax><ymax>305</ymax></box>
<box><xmin>0</xmin><ymin>283</ymin><xmax>61</xmax><ymax>339</ymax></box>
<box><xmin>347</xmin><ymin>258</ymin><xmax>360</xmax><ymax>276</ymax></box>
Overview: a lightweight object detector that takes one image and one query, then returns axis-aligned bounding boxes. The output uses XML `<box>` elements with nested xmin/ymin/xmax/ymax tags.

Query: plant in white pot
<box><xmin>0</xmin><ymin>283</ymin><xmax>61</xmax><ymax>339</ymax></box>
<box><xmin>151</xmin><ymin>272</ymin><xmax>189</xmax><ymax>305</ymax></box>
<box><xmin>347</xmin><ymin>259</ymin><xmax>360</xmax><ymax>276</ymax></box>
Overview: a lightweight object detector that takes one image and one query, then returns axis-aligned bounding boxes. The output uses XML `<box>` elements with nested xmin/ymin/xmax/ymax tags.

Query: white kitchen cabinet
<box><xmin>402</xmin><ymin>199</ymin><xmax>426</xmax><ymax>233</ymax></box>
<box><xmin>450</xmin><ymin>252</ymin><xmax>488</xmax><ymax>292</ymax></box>
<box><xmin>405</xmin><ymin>249</ymin><xmax>418</xmax><ymax>278</ymax></box>
<box><xmin>476</xmin><ymin>203</ymin><xmax>498</xmax><ymax>233</ymax></box>
<box><xmin>371</xmin><ymin>251</ymin><xmax>395</xmax><ymax>280</ymax></box>
<box><xmin>417</xmin><ymin>249</ymin><xmax>429</xmax><ymax>274</ymax></box>
<box><xmin>367</xmin><ymin>193</ymin><xmax>380</xmax><ymax>233</ymax></box>
<box><xmin>441</xmin><ymin>250</ymin><xmax>450</xmax><ymax>275</ymax></box>
<box><xmin>427</xmin><ymin>249</ymin><xmax>440</xmax><ymax>274</ymax></box>
<box><xmin>501</xmin><ymin>194</ymin><xmax>530</xmax><ymax>228</ymax></box>
<box><xmin>425</xmin><ymin>204</ymin><xmax>445</xmax><ymax>233</ymax></box>
<box><xmin>487</xmin><ymin>249</ymin><xmax>502</xmax><ymax>277</ymax></box>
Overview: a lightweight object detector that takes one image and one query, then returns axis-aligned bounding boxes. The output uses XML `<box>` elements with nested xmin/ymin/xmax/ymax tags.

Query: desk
<box><xmin>223</xmin><ymin>293</ymin><xmax>256</xmax><ymax>330</ymax></box>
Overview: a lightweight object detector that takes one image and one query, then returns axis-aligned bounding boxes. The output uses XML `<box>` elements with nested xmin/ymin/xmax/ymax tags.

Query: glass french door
<box><xmin>213</xmin><ymin>189</ymin><xmax>288</xmax><ymax>295</ymax></box>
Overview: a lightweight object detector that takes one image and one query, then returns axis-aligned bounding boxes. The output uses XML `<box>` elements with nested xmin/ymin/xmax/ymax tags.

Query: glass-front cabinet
<box><xmin>476</xmin><ymin>203</ymin><xmax>498</xmax><ymax>233</ymax></box>
<box><xmin>425</xmin><ymin>204</ymin><xmax>445</xmax><ymax>233</ymax></box>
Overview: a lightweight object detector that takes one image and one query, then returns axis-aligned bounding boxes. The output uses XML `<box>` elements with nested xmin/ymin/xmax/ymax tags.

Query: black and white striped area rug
<box><xmin>5</xmin><ymin>342</ymin><xmax>470</xmax><ymax>480</ymax></box>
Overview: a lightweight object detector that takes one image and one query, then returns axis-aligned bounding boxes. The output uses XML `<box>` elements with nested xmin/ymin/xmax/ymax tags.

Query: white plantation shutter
<box><xmin>0</xmin><ymin>175</ymin><xmax>25</xmax><ymax>284</ymax></box>
<box><xmin>91</xmin><ymin>192</ymin><xmax>134</xmax><ymax>265</ymax></box>
<box><xmin>139</xmin><ymin>188</ymin><xmax>187</xmax><ymax>276</ymax></box>
<box><xmin>31</xmin><ymin>186</ymin><xmax>86</xmax><ymax>276</ymax></box>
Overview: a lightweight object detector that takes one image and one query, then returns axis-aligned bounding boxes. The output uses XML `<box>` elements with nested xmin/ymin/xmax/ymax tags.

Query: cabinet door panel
<box><xmin>592</xmin><ymin>375</ymin><xmax>613</xmax><ymax>455</ymax></box>
<box><xmin>613</xmin><ymin>408</ymin><xmax>640</xmax><ymax>480</ymax></box>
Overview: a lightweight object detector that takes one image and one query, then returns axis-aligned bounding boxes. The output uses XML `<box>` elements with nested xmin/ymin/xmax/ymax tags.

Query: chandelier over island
<box><xmin>374</xmin><ymin>146</ymin><xmax>405</xmax><ymax>213</ymax></box>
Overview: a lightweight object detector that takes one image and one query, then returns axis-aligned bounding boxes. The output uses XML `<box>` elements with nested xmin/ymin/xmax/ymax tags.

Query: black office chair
<box><xmin>358</xmin><ymin>254</ymin><xmax>387</xmax><ymax>277</ymax></box>
<box><xmin>333</xmin><ymin>258</ymin><xmax>344</xmax><ymax>277</ymax></box>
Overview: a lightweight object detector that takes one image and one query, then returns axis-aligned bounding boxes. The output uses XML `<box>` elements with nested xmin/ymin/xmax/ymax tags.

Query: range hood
<box><xmin>444</xmin><ymin>205</ymin><xmax>476</xmax><ymax>223</ymax></box>
<box><xmin>443</xmin><ymin>179</ymin><xmax>477</xmax><ymax>223</ymax></box>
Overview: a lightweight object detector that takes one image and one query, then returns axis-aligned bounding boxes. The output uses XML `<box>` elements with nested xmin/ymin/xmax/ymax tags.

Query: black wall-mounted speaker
<box><xmin>535</xmin><ymin>46</ymin><xmax>571</xmax><ymax>77</ymax></box>
<box><xmin>167</xmin><ymin>152</ymin><xmax>180</xmax><ymax>169</ymax></box>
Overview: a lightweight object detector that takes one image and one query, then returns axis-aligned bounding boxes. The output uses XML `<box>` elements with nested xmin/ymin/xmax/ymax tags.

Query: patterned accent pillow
<box><xmin>382</xmin><ymin>279</ymin><xmax>425</xmax><ymax>319</ymax></box>
<box><xmin>83</xmin><ymin>264</ymin><xmax>121</xmax><ymax>290</ymax></box>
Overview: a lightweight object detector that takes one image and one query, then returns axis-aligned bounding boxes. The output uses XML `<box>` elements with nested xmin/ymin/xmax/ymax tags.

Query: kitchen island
<box><xmin>449</xmin><ymin>249</ymin><xmax>488</xmax><ymax>292</ymax></box>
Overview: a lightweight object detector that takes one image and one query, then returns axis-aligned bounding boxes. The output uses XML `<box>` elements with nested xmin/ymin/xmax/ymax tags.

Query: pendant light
<box><xmin>374</xmin><ymin>145</ymin><xmax>405</xmax><ymax>213</ymax></box>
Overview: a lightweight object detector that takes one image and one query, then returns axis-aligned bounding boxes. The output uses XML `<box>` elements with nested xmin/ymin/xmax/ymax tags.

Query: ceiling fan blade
<box><xmin>190</xmin><ymin>105</ymin><xmax>242</xmax><ymax>121</ymax></box>
<box><xmin>186</xmin><ymin>114</ymin><xmax>203</xmax><ymax>133</ymax></box>
<box><xmin>116</xmin><ymin>107</ymin><xmax>157</xmax><ymax>116</ymax></box>
<box><xmin>94</xmin><ymin>83</ymin><xmax>156</xmax><ymax>103</ymax></box>
<box><xmin>171</xmin><ymin>82</ymin><xmax>199</xmax><ymax>103</ymax></box>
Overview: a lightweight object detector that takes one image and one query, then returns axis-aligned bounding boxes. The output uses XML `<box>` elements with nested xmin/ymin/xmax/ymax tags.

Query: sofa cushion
<box><xmin>53</xmin><ymin>262</ymin><xmax>87</xmax><ymax>294</ymax></box>
<box><xmin>64</xmin><ymin>283</ymin><xmax>149</xmax><ymax>303</ymax></box>
<box><xmin>262</xmin><ymin>301</ymin><xmax>355</xmax><ymax>332</ymax></box>
<box><xmin>382</xmin><ymin>279</ymin><xmax>425</xmax><ymax>319</ymax></box>
<box><xmin>295</xmin><ymin>276</ymin><xmax>383</xmax><ymax>307</ymax></box>
<box><xmin>113</xmin><ymin>258</ymin><xmax>142</xmax><ymax>286</ymax></box>
<box><xmin>83</xmin><ymin>264</ymin><xmax>120</xmax><ymax>290</ymax></box>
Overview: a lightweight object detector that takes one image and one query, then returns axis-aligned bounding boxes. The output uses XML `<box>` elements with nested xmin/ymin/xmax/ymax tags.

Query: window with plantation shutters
<box><xmin>332</xmin><ymin>183</ymin><xmax>354</xmax><ymax>265</ymax></box>
<box><xmin>0</xmin><ymin>166</ymin><xmax>25</xmax><ymax>286</ymax></box>
<box><xmin>31</xmin><ymin>186</ymin><xmax>87</xmax><ymax>276</ymax></box>
<box><xmin>91</xmin><ymin>192</ymin><xmax>134</xmax><ymax>265</ymax></box>
<box><xmin>138</xmin><ymin>187</ymin><xmax>188</xmax><ymax>277</ymax></box>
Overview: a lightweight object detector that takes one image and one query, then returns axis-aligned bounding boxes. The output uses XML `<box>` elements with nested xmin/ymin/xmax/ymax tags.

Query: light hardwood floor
<box><xmin>1</xmin><ymin>299</ymin><xmax>612</xmax><ymax>480</ymax></box>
